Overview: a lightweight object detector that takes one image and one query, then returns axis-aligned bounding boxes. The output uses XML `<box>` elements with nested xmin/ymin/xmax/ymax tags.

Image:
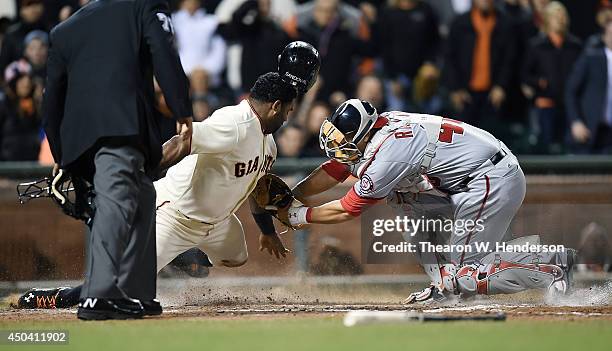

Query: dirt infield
<box><xmin>2</xmin><ymin>278</ymin><xmax>612</xmax><ymax>322</ymax></box>
<box><xmin>2</xmin><ymin>302</ymin><xmax>612</xmax><ymax>322</ymax></box>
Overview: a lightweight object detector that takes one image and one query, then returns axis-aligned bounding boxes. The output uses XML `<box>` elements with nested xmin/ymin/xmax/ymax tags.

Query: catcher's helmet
<box><xmin>278</xmin><ymin>41</ymin><xmax>320</xmax><ymax>94</ymax></box>
<box><xmin>319</xmin><ymin>99</ymin><xmax>379</xmax><ymax>164</ymax></box>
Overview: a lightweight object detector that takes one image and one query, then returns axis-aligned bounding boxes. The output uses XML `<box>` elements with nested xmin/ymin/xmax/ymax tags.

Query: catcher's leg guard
<box><xmin>422</xmin><ymin>263</ymin><xmax>457</xmax><ymax>292</ymax></box>
<box><xmin>453</xmin><ymin>236</ymin><xmax>575</xmax><ymax>297</ymax></box>
<box><xmin>455</xmin><ymin>257</ymin><xmax>565</xmax><ymax>297</ymax></box>
<box><xmin>405</xmin><ymin>254</ymin><xmax>457</xmax><ymax>304</ymax></box>
<box><xmin>405</xmin><ymin>218</ymin><xmax>455</xmax><ymax>304</ymax></box>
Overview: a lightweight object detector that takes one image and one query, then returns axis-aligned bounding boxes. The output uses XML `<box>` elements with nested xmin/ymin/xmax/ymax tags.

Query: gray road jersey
<box><xmin>350</xmin><ymin>112</ymin><xmax>502</xmax><ymax>198</ymax></box>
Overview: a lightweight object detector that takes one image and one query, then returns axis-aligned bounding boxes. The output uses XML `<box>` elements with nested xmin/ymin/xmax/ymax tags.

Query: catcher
<box><xmin>277</xmin><ymin>99</ymin><xmax>576</xmax><ymax>303</ymax></box>
<box><xmin>17</xmin><ymin>42</ymin><xmax>321</xmax><ymax>310</ymax></box>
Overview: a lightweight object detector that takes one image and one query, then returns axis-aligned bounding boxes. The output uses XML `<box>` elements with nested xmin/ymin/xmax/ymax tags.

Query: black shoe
<box><xmin>164</xmin><ymin>249</ymin><xmax>212</xmax><ymax>278</ymax></box>
<box><xmin>18</xmin><ymin>287</ymin><xmax>72</xmax><ymax>309</ymax></box>
<box><xmin>141</xmin><ymin>299</ymin><xmax>162</xmax><ymax>316</ymax></box>
<box><xmin>77</xmin><ymin>298</ymin><xmax>144</xmax><ymax>320</ymax></box>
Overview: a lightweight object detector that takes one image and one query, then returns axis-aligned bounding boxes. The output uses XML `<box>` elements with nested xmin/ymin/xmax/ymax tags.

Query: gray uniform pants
<box><xmin>450</xmin><ymin>151</ymin><xmax>525</xmax><ymax>264</ymax></box>
<box><xmin>394</xmin><ymin>150</ymin><xmax>527</xmax><ymax>265</ymax></box>
<box><xmin>81</xmin><ymin>145</ymin><xmax>157</xmax><ymax>301</ymax></box>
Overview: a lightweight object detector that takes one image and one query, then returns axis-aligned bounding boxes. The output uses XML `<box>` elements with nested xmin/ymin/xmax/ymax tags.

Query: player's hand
<box><xmin>406</xmin><ymin>175</ymin><xmax>434</xmax><ymax>193</ymax></box>
<box><xmin>489</xmin><ymin>86</ymin><xmax>505</xmax><ymax>109</ymax></box>
<box><xmin>52</xmin><ymin>163</ymin><xmax>60</xmax><ymax>177</ymax></box>
<box><xmin>571</xmin><ymin>120</ymin><xmax>591</xmax><ymax>144</ymax></box>
<box><xmin>176</xmin><ymin>117</ymin><xmax>193</xmax><ymax>138</ymax></box>
<box><xmin>259</xmin><ymin>233</ymin><xmax>290</xmax><ymax>260</ymax></box>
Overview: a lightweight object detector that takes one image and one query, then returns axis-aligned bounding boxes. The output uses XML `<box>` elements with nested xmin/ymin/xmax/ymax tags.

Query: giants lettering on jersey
<box><xmin>235</xmin><ymin>155</ymin><xmax>275</xmax><ymax>177</ymax></box>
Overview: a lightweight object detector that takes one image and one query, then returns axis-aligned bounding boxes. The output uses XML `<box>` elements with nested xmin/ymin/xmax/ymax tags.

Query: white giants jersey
<box><xmin>155</xmin><ymin>100</ymin><xmax>276</xmax><ymax>224</ymax></box>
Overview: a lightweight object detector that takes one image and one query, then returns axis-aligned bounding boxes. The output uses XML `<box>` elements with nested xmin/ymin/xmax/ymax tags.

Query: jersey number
<box><xmin>394</xmin><ymin>131</ymin><xmax>413</xmax><ymax>139</ymax></box>
<box><xmin>438</xmin><ymin>118</ymin><xmax>464</xmax><ymax>143</ymax></box>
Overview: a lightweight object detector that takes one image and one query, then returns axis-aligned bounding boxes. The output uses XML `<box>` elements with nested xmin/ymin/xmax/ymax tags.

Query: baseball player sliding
<box><xmin>280</xmin><ymin>99</ymin><xmax>576</xmax><ymax>303</ymax></box>
<box><xmin>16</xmin><ymin>42</ymin><xmax>321</xmax><ymax>311</ymax></box>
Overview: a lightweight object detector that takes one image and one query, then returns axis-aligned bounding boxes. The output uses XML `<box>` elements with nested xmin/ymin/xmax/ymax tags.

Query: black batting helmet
<box><xmin>278</xmin><ymin>41</ymin><xmax>321</xmax><ymax>94</ymax></box>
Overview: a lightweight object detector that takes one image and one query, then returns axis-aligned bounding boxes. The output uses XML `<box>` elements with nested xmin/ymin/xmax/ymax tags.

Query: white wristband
<box><xmin>288</xmin><ymin>206</ymin><xmax>310</xmax><ymax>227</ymax></box>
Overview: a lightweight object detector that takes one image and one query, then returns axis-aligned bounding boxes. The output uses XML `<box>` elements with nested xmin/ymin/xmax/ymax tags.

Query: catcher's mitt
<box><xmin>252</xmin><ymin>174</ymin><xmax>294</xmax><ymax>227</ymax></box>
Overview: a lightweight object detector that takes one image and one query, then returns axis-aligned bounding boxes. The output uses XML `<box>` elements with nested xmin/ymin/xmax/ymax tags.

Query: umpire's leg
<box><xmin>81</xmin><ymin>145</ymin><xmax>154</xmax><ymax>300</ymax></box>
<box><xmin>117</xmin><ymin>165</ymin><xmax>156</xmax><ymax>301</ymax></box>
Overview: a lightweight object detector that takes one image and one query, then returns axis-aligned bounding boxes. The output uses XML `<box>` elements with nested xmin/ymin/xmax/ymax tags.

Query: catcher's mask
<box><xmin>319</xmin><ymin>99</ymin><xmax>379</xmax><ymax>165</ymax></box>
<box><xmin>17</xmin><ymin>169</ymin><xmax>95</xmax><ymax>226</ymax></box>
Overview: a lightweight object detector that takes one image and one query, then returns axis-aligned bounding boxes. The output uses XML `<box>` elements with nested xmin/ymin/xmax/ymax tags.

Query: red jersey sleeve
<box><xmin>339</xmin><ymin>187</ymin><xmax>380</xmax><ymax>217</ymax></box>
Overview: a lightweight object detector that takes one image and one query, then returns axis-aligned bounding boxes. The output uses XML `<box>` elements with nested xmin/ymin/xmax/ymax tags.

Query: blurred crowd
<box><xmin>1</xmin><ymin>0</ymin><xmax>612</xmax><ymax>164</ymax></box>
